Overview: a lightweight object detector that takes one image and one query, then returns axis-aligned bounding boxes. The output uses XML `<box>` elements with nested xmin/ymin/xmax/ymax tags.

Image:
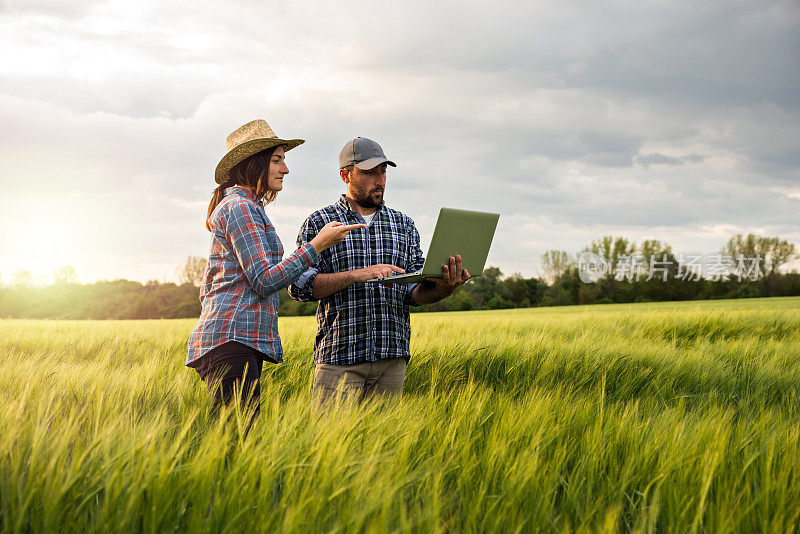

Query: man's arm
<box><xmin>411</xmin><ymin>255</ymin><xmax>471</xmax><ymax>305</ymax></box>
<box><xmin>312</xmin><ymin>264</ymin><xmax>405</xmax><ymax>299</ymax></box>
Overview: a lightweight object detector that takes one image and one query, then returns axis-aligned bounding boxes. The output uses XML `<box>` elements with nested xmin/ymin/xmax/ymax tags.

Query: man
<box><xmin>288</xmin><ymin>137</ymin><xmax>470</xmax><ymax>402</ymax></box>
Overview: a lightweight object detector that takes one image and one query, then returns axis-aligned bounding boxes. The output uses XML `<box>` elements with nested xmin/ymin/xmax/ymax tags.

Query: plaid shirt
<box><xmin>187</xmin><ymin>186</ymin><xmax>319</xmax><ymax>367</ymax></box>
<box><xmin>288</xmin><ymin>195</ymin><xmax>425</xmax><ymax>365</ymax></box>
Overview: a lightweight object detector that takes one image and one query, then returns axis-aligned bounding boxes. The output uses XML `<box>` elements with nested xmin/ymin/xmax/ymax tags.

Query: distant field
<box><xmin>1</xmin><ymin>297</ymin><xmax>799</xmax><ymax>533</ymax></box>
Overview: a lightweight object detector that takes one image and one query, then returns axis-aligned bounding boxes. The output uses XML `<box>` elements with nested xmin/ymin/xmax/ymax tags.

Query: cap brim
<box><xmin>214</xmin><ymin>137</ymin><xmax>305</xmax><ymax>184</ymax></box>
<box><xmin>354</xmin><ymin>157</ymin><xmax>396</xmax><ymax>170</ymax></box>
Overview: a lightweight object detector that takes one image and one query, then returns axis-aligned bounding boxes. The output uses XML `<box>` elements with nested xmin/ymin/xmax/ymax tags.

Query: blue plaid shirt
<box><xmin>288</xmin><ymin>195</ymin><xmax>425</xmax><ymax>365</ymax></box>
<box><xmin>187</xmin><ymin>186</ymin><xmax>319</xmax><ymax>367</ymax></box>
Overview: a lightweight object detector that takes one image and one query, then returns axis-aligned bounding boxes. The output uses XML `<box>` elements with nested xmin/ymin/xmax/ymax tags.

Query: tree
<box><xmin>177</xmin><ymin>256</ymin><xmax>208</xmax><ymax>287</ymax></box>
<box><xmin>723</xmin><ymin>234</ymin><xmax>797</xmax><ymax>297</ymax></box>
<box><xmin>503</xmin><ymin>273</ymin><xmax>544</xmax><ymax>307</ymax></box>
<box><xmin>585</xmin><ymin>236</ymin><xmax>635</xmax><ymax>279</ymax></box>
<box><xmin>448</xmin><ymin>289</ymin><xmax>475</xmax><ymax>311</ymax></box>
<box><xmin>12</xmin><ymin>270</ymin><xmax>33</xmax><ymax>288</ymax></box>
<box><xmin>466</xmin><ymin>266</ymin><xmax>512</xmax><ymax>308</ymax></box>
<box><xmin>53</xmin><ymin>266</ymin><xmax>77</xmax><ymax>285</ymax></box>
<box><xmin>638</xmin><ymin>239</ymin><xmax>678</xmax><ymax>280</ymax></box>
<box><xmin>543</xmin><ymin>266</ymin><xmax>581</xmax><ymax>306</ymax></box>
<box><xmin>540</xmin><ymin>250</ymin><xmax>573</xmax><ymax>284</ymax></box>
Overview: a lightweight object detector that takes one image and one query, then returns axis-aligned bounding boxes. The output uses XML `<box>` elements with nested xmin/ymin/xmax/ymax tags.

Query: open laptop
<box><xmin>366</xmin><ymin>207</ymin><xmax>500</xmax><ymax>284</ymax></box>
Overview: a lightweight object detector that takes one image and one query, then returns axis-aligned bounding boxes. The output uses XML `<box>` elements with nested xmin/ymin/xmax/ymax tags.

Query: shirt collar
<box><xmin>226</xmin><ymin>185</ymin><xmax>259</xmax><ymax>204</ymax></box>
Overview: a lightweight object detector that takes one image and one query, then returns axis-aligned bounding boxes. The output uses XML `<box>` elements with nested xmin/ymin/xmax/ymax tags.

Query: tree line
<box><xmin>1</xmin><ymin>233</ymin><xmax>796</xmax><ymax>320</ymax></box>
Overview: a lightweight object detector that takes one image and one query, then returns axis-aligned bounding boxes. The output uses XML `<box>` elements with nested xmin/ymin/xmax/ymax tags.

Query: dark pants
<box><xmin>195</xmin><ymin>341</ymin><xmax>265</xmax><ymax>422</ymax></box>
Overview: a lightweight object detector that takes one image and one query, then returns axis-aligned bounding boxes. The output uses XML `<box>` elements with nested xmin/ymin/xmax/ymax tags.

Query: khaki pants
<box><xmin>312</xmin><ymin>358</ymin><xmax>407</xmax><ymax>405</ymax></box>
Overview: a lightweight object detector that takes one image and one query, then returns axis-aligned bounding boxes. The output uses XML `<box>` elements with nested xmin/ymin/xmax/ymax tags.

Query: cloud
<box><xmin>0</xmin><ymin>0</ymin><xmax>97</xmax><ymax>18</ymax></box>
<box><xmin>0</xmin><ymin>0</ymin><xmax>797</xmax><ymax>282</ymax></box>
<box><xmin>634</xmin><ymin>153</ymin><xmax>706</xmax><ymax>168</ymax></box>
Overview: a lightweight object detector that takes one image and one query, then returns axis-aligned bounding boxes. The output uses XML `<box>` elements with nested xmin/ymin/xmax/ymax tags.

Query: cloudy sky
<box><xmin>1</xmin><ymin>0</ymin><xmax>798</xmax><ymax>284</ymax></box>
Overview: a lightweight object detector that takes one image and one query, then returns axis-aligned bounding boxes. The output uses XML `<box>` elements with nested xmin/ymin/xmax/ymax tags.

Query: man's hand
<box><xmin>312</xmin><ymin>263</ymin><xmax>404</xmax><ymax>299</ymax></box>
<box><xmin>421</xmin><ymin>255</ymin><xmax>471</xmax><ymax>300</ymax></box>
<box><xmin>352</xmin><ymin>264</ymin><xmax>405</xmax><ymax>288</ymax></box>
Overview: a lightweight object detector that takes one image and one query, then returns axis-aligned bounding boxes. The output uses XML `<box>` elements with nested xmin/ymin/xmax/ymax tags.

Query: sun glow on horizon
<box><xmin>0</xmin><ymin>198</ymin><xmax>88</xmax><ymax>285</ymax></box>
<box><xmin>4</xmin><ymin>223</ymin><xmax>73</xmax><ymax>282</ymax></box>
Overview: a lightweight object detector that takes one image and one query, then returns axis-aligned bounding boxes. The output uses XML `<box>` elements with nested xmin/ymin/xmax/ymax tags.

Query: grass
<box><xmin>1</xmin><ymin>297</ymin><xmax>799</xmax><ymax>533</ymax></box>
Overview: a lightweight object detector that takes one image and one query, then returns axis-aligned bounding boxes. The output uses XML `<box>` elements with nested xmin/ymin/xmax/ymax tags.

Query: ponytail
<box><xmin>206</xmin><ymin>180</ymin><xmax>234</xmax><ymax>231</ymax></box>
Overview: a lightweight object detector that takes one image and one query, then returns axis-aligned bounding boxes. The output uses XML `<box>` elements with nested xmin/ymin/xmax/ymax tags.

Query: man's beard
<box><xmin>354</xmin><ymin>186</ymin><xmax>383</xmax><ymax>209</ymax></box>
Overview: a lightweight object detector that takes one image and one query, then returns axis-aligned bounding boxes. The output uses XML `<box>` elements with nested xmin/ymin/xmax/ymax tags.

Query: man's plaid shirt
<box><xmin>288</xmin><ymin>195</ymin><xmax>425</xmax><ymax>365</ymax></box>
<box><xmin>187</xmin><ymin>186</ymin><xmax>319</xmax><ymax>367</ymax></box>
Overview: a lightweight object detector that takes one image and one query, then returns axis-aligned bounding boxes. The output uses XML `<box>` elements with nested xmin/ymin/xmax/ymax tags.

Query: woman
<box><xmin>187</xmin><ymin>119</ymin><xmax>363</xmax><ymax>419</ymax></box>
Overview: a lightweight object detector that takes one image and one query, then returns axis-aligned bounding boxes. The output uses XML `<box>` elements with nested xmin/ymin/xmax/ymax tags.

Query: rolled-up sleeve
<box><xmin>225</xmin><ymin>200</ymin><xmax>318</xmax><ymax>297</ymax></box>
<box><xmin>288</xmin><ymin>216</ymin><xmax>322</xmax><ymax>302</ymax></box>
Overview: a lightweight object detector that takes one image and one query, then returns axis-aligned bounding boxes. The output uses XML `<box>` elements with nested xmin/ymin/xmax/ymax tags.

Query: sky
<box><xmin>1</xmin><ymin>0</ymin><xmax>798</xmax><ymax>284</ymax></box>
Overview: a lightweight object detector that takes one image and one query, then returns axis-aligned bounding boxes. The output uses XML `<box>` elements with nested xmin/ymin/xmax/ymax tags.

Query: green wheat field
<box><xmin>1</xmin><ymin>297</ymin><xmax>799</xmax><ymax>533</ymax></box>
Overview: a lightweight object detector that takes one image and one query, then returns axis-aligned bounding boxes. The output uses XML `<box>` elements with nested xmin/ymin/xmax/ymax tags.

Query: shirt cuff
<box><xmin>295</xmin><ymin>267</ymin><xmax>319</xmax><ymax>289</ymax></box>
<box><xmin>405</xmin><ymin>282</ymin><xmax>421</xmax><ymax>306</ymax></box>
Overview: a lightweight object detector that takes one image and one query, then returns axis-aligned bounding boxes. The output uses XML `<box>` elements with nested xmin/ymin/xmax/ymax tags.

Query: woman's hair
<box><xmin>206</xmin><ymin>145</ymin><xmax>280</xmax><ymax>231</ymax></box>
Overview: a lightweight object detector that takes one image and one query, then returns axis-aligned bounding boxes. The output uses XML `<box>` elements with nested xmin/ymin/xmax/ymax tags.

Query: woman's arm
<box><xmin>287</xmin><ymin>215</ymin><xmax>322</xmax><ymax>302</ymax></box>
<box><xmin>225</xmin><ymin>199</ymin><xmax>319</xmax><ymax>297</ymax></box>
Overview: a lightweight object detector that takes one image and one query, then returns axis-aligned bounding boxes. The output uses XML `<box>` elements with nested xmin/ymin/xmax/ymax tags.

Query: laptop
<box><xmin>366</xmin><ymin>207</ymin><xmax>500</xmax><ymax>284</ymax></box>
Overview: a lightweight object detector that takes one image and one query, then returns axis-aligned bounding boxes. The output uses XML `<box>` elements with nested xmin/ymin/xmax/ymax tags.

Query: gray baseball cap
<box><xmin>339</xmin><ymin>137</ymin><xmax>397</xmax><ymax>170</ymax></box>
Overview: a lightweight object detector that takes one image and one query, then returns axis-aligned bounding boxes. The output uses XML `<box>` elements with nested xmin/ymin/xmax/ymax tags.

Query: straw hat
<box><xmin>214</xmin><ymin>119</ymin><xmax>304</xmax><ymax>184</ymax></box>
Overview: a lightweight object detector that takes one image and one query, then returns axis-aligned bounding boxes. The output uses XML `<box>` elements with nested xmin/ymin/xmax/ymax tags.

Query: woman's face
<box><xmin>266</xmin><ymin>145</ymin><xmax>289</xmax><ymax>192</ymax></box>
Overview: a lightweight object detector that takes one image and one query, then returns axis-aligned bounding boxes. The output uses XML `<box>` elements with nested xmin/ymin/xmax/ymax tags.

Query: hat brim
<box><xmin>215</xmin><ymin>137</ymin><xmax>305</xmax><ymax>184</ymax></box>
<box><xmin>353</xmin><ymin>157</ymin><xmax>397</xmax><ymax>170</ymax></box>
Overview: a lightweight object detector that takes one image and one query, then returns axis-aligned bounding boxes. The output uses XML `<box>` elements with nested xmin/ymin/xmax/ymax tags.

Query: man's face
<box><xmin>342</xmin><ymin>163</ymin><xmax>387</xmax><ymax>208</ymax></box>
